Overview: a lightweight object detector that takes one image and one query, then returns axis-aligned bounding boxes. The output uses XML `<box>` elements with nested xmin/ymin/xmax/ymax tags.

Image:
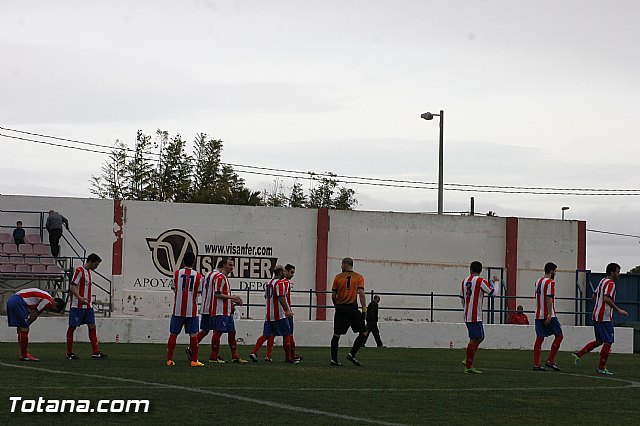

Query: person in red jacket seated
<box><xmin>510</xmin><ymin>305</ymin><xmax>529</xmax><ymax>325</ymax></box>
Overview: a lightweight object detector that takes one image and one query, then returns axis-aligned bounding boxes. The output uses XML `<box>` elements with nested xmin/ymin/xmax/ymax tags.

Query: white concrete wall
<box><xmin>1</xmin><ymin>195</ymin><xmax>582</xmax><ymax>324</ymax></box>
<box><xmin>0</xmin><ymin>317</ymin><xmax>632</xmax><ymax>353</ymax></box>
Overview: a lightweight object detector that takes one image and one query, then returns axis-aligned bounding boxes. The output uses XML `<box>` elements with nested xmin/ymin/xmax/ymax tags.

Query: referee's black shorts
<box><xmin>334</xmin><ymin>303</ymin><xmax>367</xmax><ymax>335</ymax></box>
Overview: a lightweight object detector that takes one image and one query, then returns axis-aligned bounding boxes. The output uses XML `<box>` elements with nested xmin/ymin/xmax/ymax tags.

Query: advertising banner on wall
<box><xmin>118</xmin><ymin>201</ymin><xmax>318</xmax><ymax>317</ymax></box>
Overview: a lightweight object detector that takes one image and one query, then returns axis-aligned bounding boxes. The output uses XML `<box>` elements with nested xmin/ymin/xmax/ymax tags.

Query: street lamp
<box><xmin>420</xmin><ymin>110</ymin><xmax>444</xmax><ymax>214</ymax></box>
<box><xmin>561</xmin><ymin>206</ymin><xmax>570</xmax><ymax>220</ymax></box>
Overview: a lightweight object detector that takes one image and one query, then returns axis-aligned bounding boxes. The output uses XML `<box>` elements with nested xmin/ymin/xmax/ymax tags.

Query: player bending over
<box><xmin>7</xmin><ymin>288</ymin><xmax>65</xmax><ymax>361</ymax></box>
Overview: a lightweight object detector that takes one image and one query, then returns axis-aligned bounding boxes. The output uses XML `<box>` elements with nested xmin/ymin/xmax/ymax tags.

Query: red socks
<box><xmin>189</xmin><ymin>335</ymin><xmax>199</xmax><ymax>361</ymax></box>
<box><xmin>252</xmin><ymin>335</ymin><xmax>269</xmax><ymax>355</ymax></box>
<box><xmin>283</xmin><ymin>335</ymin><xmax>293</xmax><ymax>362</ymax></box>
<box><xmin>290</xmin><ymin>336</ymin><xmax>297</xmax><ymax>360</ymax></box>
<box><xmin>196</xmin><ymin>331</ymin><xmax>207</xmax><ymax>343</ymax></box>
<box><xmin>210</xmin><ymin>331</ymin><xmax>222</xmax><ymax>360</ymax></box>
<box><xmin>533</xmin><ymin>336</ymin><xmax>544</xmax><ymax>366</ymax></box>
<box><xmin>228</xmin><ymin>332</ymin><xmax>238</xmax><ymax>359</ymax></box>
<box><xmin>167</xmin><ymin>334</ymin><xmax>177</xmax><ymax>361</ymax></box>
<box><xmin>598</xmin><ymin>343</ymin><xmax>611</xmax><ymax>370</ymax></box>
<box><xmin>66</xmin><ymin>327</ymin><xmax>76</xmax><ymax>354</ymax></box>
<box><xmin>577</xmin><ymin>340</ymin><xmax>602</xmax><ymax>357</ymax></box>
<box><xmin>266</xmin><ymin>335</ymin><xmax>275</xmax><ymax>358</ymax></box>
<box><xmin>465</xmin><ymin>342</ymin><xmax>478</xmax><ymax>368</ymax></box>
<box><xmin>18</xmin><ymin>330</ymin><xmax>29</xmax><ymax>358</ymax></box>
<box><xmin>88</xmin><ymin>328</ymin><xmax>99</xmax><ymax>354</ymax></box>
<box><xmin>548</xmin><ymin>335</ymin><xmax>563</xmax><ymax>364</ymax></box>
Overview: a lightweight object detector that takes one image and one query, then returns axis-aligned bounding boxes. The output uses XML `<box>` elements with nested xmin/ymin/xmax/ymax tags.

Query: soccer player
<box><xmin>249</xmin><ymin>265</ymin><xmax>296</xmax><ymax>363</ymax></box>
<box><xmin>66</xmin><ymin>253</ymin><xmax>107</xmax><ymax>360</ymax></box>
<box><xmin>206</xmin><ymin>257</ymin><xmax>246</xmax><ymax>364</ymax></box>
<box><xmin>460</xmin><ymin>261</ymin><xmax>498</xmax><ymax>374</ymax></box>
<box><xmin>262</xmin><ymin>264</ymin><xmax>301</xmax><ymax>362</ymax></box>
<box><xmin>533</xmin><ymin>262</ymin><xmax>563</xmax><ymax>371</ymax></box>
<box><xmin>166</xmin><ymin>251</ymin><xmax>204</xmax><ymax>367</ymax></box>
<box><xmin>7</xmin><ymin>288</ymin><xmax>65</xmax><ymax>361</ymax></box>
<box><xmin>330</xmin><ymin>257</ymin><xmax>368</xmax><ymax>367</ymax></box>
<box><xmin>572</xmin><ymin>262</ymin><xmax>628</xmax><ymax>375</ymax></box>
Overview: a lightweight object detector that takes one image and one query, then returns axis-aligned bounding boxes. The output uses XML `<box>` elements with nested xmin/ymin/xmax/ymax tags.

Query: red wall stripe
<box><xmin>315</xmin><ymin>208</ymin><xmax>329</xmax><ymax>320</ymax></box>
<box><xmin>577</xmin><ymin>220</ymin><xmax>586</xmax><ymax>270</ymax></box>
<box><xmin>112</xmin><ymin>199</ymin><xmax>123</xmax><ymax>276</ymax></box>
<box><xmin>505</xmin><ymin>217</ymin><xmax>518</xmax><ymax>313</ymax></box>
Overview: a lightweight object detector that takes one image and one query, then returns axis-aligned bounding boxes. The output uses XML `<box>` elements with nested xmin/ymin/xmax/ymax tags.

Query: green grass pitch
<box><xmin>0</xmin><ymin>342</ymin><xmax>638</xmax><ymax>425</ymax></box>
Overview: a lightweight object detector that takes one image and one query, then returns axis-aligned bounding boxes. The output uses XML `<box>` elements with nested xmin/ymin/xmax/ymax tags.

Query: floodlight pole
<box><xmin>420</xmin><ymin>110</ymin><xmax>445</xmax><ymax>214</ymax></box>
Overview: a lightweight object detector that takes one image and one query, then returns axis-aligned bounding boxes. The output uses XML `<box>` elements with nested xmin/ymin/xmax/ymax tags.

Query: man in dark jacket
<box><xmin>45</xmin><ymin>210</ymin><xmax>69</xmax><ymax>257</ymax></box>
<box><xmin>366</xmin><ymin>295</ymin><xmax>384</xmax><ymax>347</ymax></box>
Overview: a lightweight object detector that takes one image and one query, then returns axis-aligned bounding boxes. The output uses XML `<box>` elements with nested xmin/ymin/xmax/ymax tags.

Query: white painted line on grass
<box><xmin>0</xmin><ymin>362</ymin><xmax>405</xmax><ymax>426</ymax></box>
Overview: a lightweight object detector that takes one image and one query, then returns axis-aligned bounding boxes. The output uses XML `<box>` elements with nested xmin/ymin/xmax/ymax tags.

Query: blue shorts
<box><xmin>68</xmin><ymin>307</ymin><xmax>96</xmax><ymax>327</ymax></box>
<box><xmin>7</xmin><ymin>295</ymin><xmax>29</xmax><ymax>328</ymax></box>
<box><xmin>263</xmin><ymin>318</ymin><xmax>292</xmax><ymax>337</ymax></box>
<box><xmin>200</xmin><ymin>314</ymin><xmax>214</xmax><ymax>332</ymax></box>
<box><xmin>169</xmin><ymin>315</ymin><xmax>199</xmax><ymax>335</ymax></box>
<box><xmin>594</xmin><ymin>321</ymin><xmax>615</xmax><ymax>344</ymax></box>
<box><xmin>465</xmin><ymin>321</ymin><xmax>484</xmax><ymax>340</ymax></box>
<box><xmin>288</xmin><ymin>316</ymin><xmax>294</xmax><ymax>333</ymax></box>
<box><xmin>212</xmin><ymin>315</ymin><xmax>235</xmax><ymax>333</ymax></box>
<box><xmin>535</xmin><ymin>318</ymin><xmax>563</xmax><ymax>337</ymax></box>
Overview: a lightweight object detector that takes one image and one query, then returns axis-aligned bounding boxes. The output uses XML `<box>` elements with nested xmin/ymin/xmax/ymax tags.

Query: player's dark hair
<box><xmin>53</xmin><ymin>297</ymin><xmax>66</xmax><ymax>314</ymax></box>
<box><xmin>183</xmin><ymin>252</ymin><xmax>196</xmax><ymax>267</ymax></box>
<box><xmin>470</xmin><ymin>261</ymin><xmax>482</xmax><ymax>274</ymax></box>
<box><xmin>606</xmin><ymin>262</ymin><xmax>621</xmax><ymax>275</ymax></box>
<box><xmin>217</xmin><ymin>257</ymin><xmax>232</xmax><ymax>268</ymax></box>
<box><xmin>342</xmin><ymin>257</ymin><xmax>354</xmax><ymax>267</ymax></box>
<box><xmin>284</xmin><ymin>264</ymin><xmax>295</xmax><ymax>271</ymax></box>
<box><xmin>16</xmin><ymin>220</ymin><xmax>22</xmax><ymax>225</ymax></box>
<box><xmin>87</xmin><ymin>253</ymin><xmax>102</xmax><ymax>263</ymax></box>
<box><xmin>544</xmin><ymin>262</ymin><xmax>557</xmax><ymax>274</ymax></box>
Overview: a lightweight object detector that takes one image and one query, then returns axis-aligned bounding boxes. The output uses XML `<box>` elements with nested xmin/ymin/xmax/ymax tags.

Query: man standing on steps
<box><xmin>45</xmin><ymin>210</ymin><xmax>69</xmax><ymax>258</ymax></box>
<box><xmin>572</xmin><ymin>262</ymin><xmax>628</xmax><ymax>375</ymax></box>
<box><xmin>330</xmin><ymin>257</ymin><xmax>368</xmax><ymax>367</ymax></box>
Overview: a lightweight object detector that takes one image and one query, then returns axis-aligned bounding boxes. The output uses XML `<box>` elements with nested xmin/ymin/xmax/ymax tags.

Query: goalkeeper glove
<box><xmin>361</xmin><ymin>306</ymin><xmax>367</xmax><ymax>314</ymax></box>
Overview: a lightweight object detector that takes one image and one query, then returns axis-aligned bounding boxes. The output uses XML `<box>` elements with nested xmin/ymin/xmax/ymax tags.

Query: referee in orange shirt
<box><xmin>330</xmin><ymin>257</ymin><xmax>369</xmax><ymax>366</ymax></box>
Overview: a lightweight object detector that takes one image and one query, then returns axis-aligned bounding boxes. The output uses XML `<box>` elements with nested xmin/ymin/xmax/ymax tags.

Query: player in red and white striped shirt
<box><xmin>573</xmin><ymin>263</ymin><xmax>628</xmax><ymax>375</ymax></box>
<box><xmin>199</xmin><ymin>257</ymin><xmax>245</xmax><ymax>363</ymax></box>
<box><xmin>459</xmin><ymin>261</ymin><xmax>498</xmax><ymax>374</ymax></box>
<box><xmin>66</xmin><ymin>253</ymin><xmax>106</xmax><ymax>360</ymax></box>
<box><xmin>263</xmin><ymin>264</ymin><xmax>301</xmax><ymax>362</ymax></box>
<box><xmin>7</xmin><ymin>288</ymin><xmax>65</xmax><ymax>361</ymax></box>
<box><xmin>166</xmin><ymin>252</ymin><xmax>204</xmax><ymax>367</ymax></box>
<box><xmin>532</xmin><ymin>262</ymin><xmax>564</xmax><ymax>371</ymax></box>
<box><xmin>250</xmin><ymin>265</ymin><xmax>295</xmax><ymax>363</ymax></box>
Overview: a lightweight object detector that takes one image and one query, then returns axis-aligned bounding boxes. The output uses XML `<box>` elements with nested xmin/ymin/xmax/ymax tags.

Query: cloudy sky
<box><xmin>1</xmin><ymin>0</ymin><xmax>639</xmax><ymax>271</ymax></box>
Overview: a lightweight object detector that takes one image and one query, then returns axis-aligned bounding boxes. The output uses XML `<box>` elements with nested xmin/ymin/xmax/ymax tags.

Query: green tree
<box><xmin>156</xmin><ymin>133</ymin><xmax>192</xmax><ymax>202</ymax></box>
<box><xmin>333</xmin><ymin>186</ymin><xmax>357</xmax><ymax>210</ymax></box>
<box><xmin>191</xmin><ymin>133</ymin><xmax>224</xmax><ymax>204</ymax></box>
<box><xmin>263</xmin><ymin>178</ymin><xmax>288</xmax><ymax>207</ymax></box>
<box><xmin>90</xmin><ymin>140</ymin><xmax>128</xmax><ymax>199</ymax></box>
<box><xmin>628</xmin><ymin>265</ymin><xmax>640</xmax><ymax>275</ymax></box>
<box><xmin>288</xmin><ymin>180</ymin><xmax>307</xmax><ymax>208</ymax></box>
<box><xmin>123</xmin><ymin>130</ymin><xmax>157</xmax><ymax>200</ymax></box>
<box><xmin>307</xmin><ymin>172</ymin><xmax>357</xmax><ymax>209</ymax></box>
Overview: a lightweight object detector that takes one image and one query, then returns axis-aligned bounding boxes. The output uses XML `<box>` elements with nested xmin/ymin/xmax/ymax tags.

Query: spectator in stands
<box><xmin>510</xmin><ymin>305</ymin><xmax>530</xmax><ymax>325</ymax></box>
<box><xmin>12</xmin><ymin>221</ymin><xmax>25</xmax><ymax>246</ymax></box>
<box><xmin>45</xmin><ymin>210</ymin><xmax>68</xmax><ymax>257</ymax></box>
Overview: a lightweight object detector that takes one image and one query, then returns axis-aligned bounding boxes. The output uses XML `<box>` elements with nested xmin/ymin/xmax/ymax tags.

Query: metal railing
<box><xmin>1</xmin><ymin>210</ymin><xmax>112</xmax><ymax>316</ymax></box>
<box><xmin>231</xmin><ymin>287</ymin><xmax>606</xmax><ymax>325</ymax></box>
